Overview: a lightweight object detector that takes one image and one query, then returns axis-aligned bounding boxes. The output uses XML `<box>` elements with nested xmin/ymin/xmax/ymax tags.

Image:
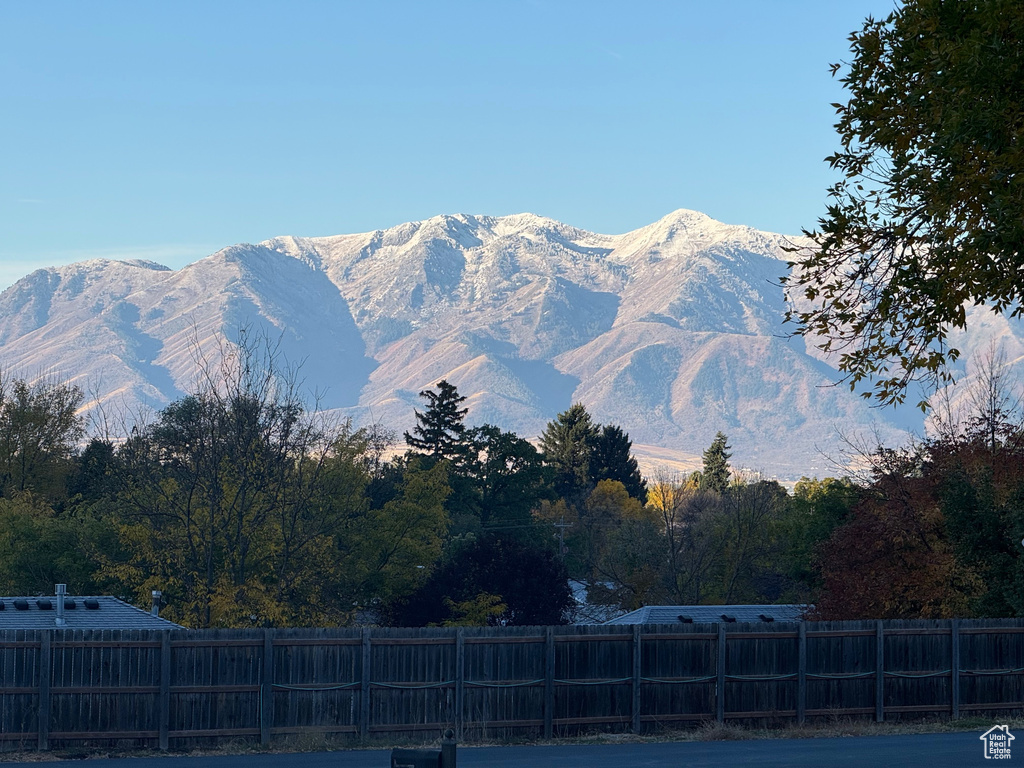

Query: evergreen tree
<box><xmin>591</xmin><ymin>424</ymin><xmax>647</xmax><ymax>504</ymax></box>
<box><xmin>404</xmin><ymin>380</ymin><xmax>470</xmax><ymax>465</ymax></box>
<box><xmin>405</xmin><ymin>380</ymin><xmax>483</xmax><ymax>533</ymax></box>
<box><xmin>539</xmin><ymin>403</ymin><xmax>599</xmax><ymax>501</ymax></box>
<box><xmin>700</xmin><ymin>432</ymin><xmax>732</xmax><ymax>493</ymax></box>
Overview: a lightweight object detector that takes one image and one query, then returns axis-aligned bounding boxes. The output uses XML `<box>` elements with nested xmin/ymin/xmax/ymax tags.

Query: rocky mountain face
<box><xmin>4</xmin><ymin>209</ymin><xmax>1018</xmax><ymax>477</ymax></box>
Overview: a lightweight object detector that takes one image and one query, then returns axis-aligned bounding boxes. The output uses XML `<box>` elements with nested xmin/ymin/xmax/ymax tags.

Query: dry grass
<box><xmin>567</xmin><ymin>715</ymin><xmax>1024</xmax><ymax>745</ymax></box>
<box><xmin>3</xmin><ymin>716</ymin><xmax>1023</xmax><ymax>761</ymax></box>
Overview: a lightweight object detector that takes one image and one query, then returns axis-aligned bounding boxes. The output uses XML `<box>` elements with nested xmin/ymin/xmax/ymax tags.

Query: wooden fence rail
<box><xmin>1</xmin><ymin>619</ymin><xmax>1023</xmax><ymax>750</ymax></box>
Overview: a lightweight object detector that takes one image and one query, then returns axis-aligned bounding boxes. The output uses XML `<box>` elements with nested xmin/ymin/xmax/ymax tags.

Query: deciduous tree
<box><xmin>385</xmin><ymin>535</ymin><xmax>572</xmax><ymax>626</ymax></box>
<box><xmin>778</xmin><ymin>476</ymin><xmax>860</xmax><ymax>595</ymax></box>
<box><xmin>467</xmin><ymin>424</ymin><xmax>552</xmax><ymax>535</ymax></box>
<box><xmin>0</xmin><ymin>374</ymin><xmax>84</xmax><ymax>502</ymax></box>
<box><xmin>814</xmin><ymin>462</ymin><xmax>982</xmax><ymax>620</ymax></box>
<box><xmin>108</xmin><ymin>331</ymin><xmax>380</xmax><ymax>627</ymax></box>
<box><xmin>784</xmin><ymin>0</ymin><xmax>1024</xmax><ymax>406</ymax></box>
<box><xmin>0</xmin><ymin>493</ymin><xmax>112</xmax><ymax>595</ymax></box>
<box><xmin>647</xmin><ymin>475</ymin><xmax>722</xmax><ymax>605</ymax></box>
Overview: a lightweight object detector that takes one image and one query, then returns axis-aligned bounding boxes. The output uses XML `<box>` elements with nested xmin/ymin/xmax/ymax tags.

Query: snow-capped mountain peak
<box><xmin>0</xmin><ymin>210</ymin><xmax>979</xmax><ymax>476</ymax></box>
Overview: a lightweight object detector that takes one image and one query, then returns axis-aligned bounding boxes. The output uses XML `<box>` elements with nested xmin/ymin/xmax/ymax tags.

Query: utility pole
<box><xmin>554</xmin><ymin>515</ymin><xmax>573</xmax><ymax>557</ymax></box>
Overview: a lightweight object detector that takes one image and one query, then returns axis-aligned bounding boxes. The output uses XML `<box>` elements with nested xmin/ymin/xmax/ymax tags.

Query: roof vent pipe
<box><xmin>151</xmin><ymin>590</ymin><xmax>162</xmax><ymax>617</ymax></box>
<box><xmin>55</xmin><ymin>584</ymin><xmax>67</xmax><ymax>628</ymax></box>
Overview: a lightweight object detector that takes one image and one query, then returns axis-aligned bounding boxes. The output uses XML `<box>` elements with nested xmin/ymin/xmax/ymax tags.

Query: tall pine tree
<box><xmin>404</xmin><ymin>380</ymin><xmax>479</xmax><ymax>532</ymax></box>
<box><xmin>700</xmin><ymin>432</ymin><xmax>732</xmax><ymax>493</ymax></box>
<box><xmin>539</xmin><ymin>403</ymin><xmax>600</xmax><ymax>501</ymax></box>
<box><xmin>404</xmin><ymin>380</ymin><xmax>471</xmax><ymax>465</ymax></box>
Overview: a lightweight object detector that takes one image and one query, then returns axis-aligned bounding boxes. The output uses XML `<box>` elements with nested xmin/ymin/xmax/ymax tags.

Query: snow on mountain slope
<box><xmin>0</xmin><ymin>245</ymin><xmax>373</xmax><ymax>415</ymax></box>
<box><xmin>0</xmin><ymin>210</ymin><xmax>929</xmax><ymax>476</ymax></box>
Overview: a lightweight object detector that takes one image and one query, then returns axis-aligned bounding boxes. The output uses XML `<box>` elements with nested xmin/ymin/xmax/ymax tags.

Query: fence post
<box><xmin>359</xmin><ymin>628</ymin><xmax>372</xmax><ymax>740</ymax></box>
<box><xmin>631</xmin><ymin>625</ymin><xmax>642</xmax><ymax>734</ymax></box>
<box><xmin>441</xmin><ymin>728</ymin><xmax>457</xmax><ymax>768</ymax></box>
<box><xmin>260</xmin><ymin>629</ymin><xmax>274</xmax><ymax>746</ymax></box>
<box><xmin>716</xmin><ymin>623</ymin><xmax>726</xmax><ymax>723</ymax></box>
<box><xmin>544</xmin><ymin>627</ymin><xmax>554</xmax><ymax>739</ymax></box>
<box><xmin>37</xmin><ymin>631</ymin><xmax>51</xmax><ymax>751</ymax></box>
<box><xmin>797</xmin><ymin>622</ymin><xmax>807</xmax><ymax>726</ymax></box>
<box><xmin>875</xmin><ymin>621</ymin><xmax>885</xmax><ymax>723</ymax></box>
<box><xmin>455</xmin><ymin>629</ymin><xmax>465</xmax><ymax>739</ymax></box>
<box><xmin>159</xmin><ymin>631</ymin><xmax>171</xmax><ymax>750</ymax></box>
<box><xmin>951</xmin><ymin>619</ymin><xmax>960</xmax><ymax>720</ymax></box>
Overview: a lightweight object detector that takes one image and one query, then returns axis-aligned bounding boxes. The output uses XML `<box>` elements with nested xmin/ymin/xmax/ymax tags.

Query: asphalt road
<box><xmin>0</xmin><ymin>732</ymin><xmax>999</xmax><ymax>768</ymax></box>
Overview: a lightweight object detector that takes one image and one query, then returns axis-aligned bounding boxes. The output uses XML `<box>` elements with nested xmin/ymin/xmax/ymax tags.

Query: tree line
<box><xmin>1</xmin><ymin>335</ymin><xmax>1021</xmax><ymax>625</ymax></box>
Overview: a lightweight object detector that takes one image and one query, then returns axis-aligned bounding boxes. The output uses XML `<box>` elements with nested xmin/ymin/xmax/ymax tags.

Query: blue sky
<box><xmin>0</xmin><ymin>1</ymin><xmax>897</xmax><ymax>290</ymax></box>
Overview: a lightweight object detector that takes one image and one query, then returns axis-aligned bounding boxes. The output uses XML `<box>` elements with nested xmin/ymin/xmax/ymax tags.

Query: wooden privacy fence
<box><xmin>1</xmin><ymin>619</ymin><xmax>1023</xmax><ymax>750</ymax></box>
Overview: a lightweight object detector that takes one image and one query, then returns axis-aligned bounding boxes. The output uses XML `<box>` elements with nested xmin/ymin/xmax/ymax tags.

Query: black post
<box><xmin>38</xmin><ymin>631</ymin><xmax>51</xmax><ymax>751</ymax></box>
<box><xmin>159</xmin><ymin>631</ymin><xmax>171</xmax><ymax>750</ymax></box>
<box><xmin>261</xmin><ymin>629</ymin><xmax>274</xmax><ymax>746</ymax></box>
<box><xmin>455</xmin><ymin>630</ymin><xmax>465</xmax><ymax>739</ymax></box>
<box><xmin>716</xmin><ymin>623</ymin><xmax>726</xmax><ymax>723</ymax></box>
<box><xmin>875</xmin><ymin>620</ymin><xmax>885</xmax><ymax>723</ymax></box>
<box><xmin>360</xmin><ymin>628</ymin><xmax>372</xmax><ymax>739</ymax></box>
<box><xmin>631</xmin><ymin>624</ymin><xmax>642</xmax><ymax>734</ymax></box>
<box><xmin>797</xmin><ymin>622</ymin><xmax>807</xmax><ymax>726</ymax></box>
<box><xmin>441</xmin><ymin>728</ymin><xmax>457</xmax><ymax>768</ymax></box>
<box><xmin>951</xmin><ymin>619</ymin><xmax>960</xmax><ymax>720</ymax></box>
<box><xmin>544</xmin><ymin>627</ymin><xmax>555</xmax><ymax>739</ymax></box>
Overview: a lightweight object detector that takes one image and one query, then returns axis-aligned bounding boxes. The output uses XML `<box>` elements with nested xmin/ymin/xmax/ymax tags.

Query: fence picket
<box><xmin>1</xmin><ymin>618</ymin><xmax>1021</xmax><ymax>752</ymax></box>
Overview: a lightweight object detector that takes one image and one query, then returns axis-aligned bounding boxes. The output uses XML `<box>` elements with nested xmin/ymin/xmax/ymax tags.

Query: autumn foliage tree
<box><xmin>646</xmin><ymin>475</ymin><xmax>720</xmax><ymax>604</ymax></box>
<box><xmin>813</xmin><ymin>449</ymin><xmax>981</xmax><ymax>620</ymax></box>
<box><xmin>814</xmin><ymin>350</ymin><xmax>1024</xmax><ymax>619</ymax></box>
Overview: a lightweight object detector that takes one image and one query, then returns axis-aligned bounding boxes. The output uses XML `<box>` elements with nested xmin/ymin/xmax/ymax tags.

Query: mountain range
<box><xmin>3</xmin><ymin>209</ymin><xmax>1022</xmax><ymax>478</ymax></box>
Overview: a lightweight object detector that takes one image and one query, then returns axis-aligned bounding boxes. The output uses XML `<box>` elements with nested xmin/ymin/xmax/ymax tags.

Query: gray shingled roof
<box><xmin>603</xmin><ymin>604</ymin><xmax>808</xmax><ymax>625</ymax></box>
<box><xmin>0</xmin><ymin>595</ymin><xmax>184</xmax><ymax>630</ymax></box>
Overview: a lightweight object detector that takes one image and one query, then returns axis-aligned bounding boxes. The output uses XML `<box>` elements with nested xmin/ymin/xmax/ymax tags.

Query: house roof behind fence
<box><xmin>0</xmin><ymin>595</ymin><xmax>184</xmax><ymax>630</ymax></box>
<box><xmin>603</xmin><ymin>604</ymin><xmax>808</xmax><ymax>625</ymax></box>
